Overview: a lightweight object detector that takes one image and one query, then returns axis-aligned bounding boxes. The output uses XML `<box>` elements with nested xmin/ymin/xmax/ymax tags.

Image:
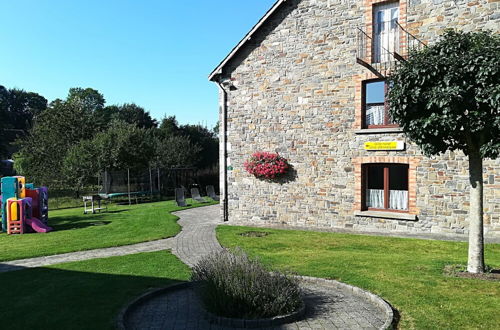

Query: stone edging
<box><xmin>202</xmin><ymin>300</ymin><xmax>306</xmax><ymax>328</ymax></box>
<box><xmin>116</xmin><ymin>278</ymin><xmax>394</xmax><ymax>330</ymax></box>
<box><xmin>115</xmin><ymin>281</ymin><xmax>192</xmax><ymax>330</ymax></box>
<box><xmin>296</xmin><ymin>275</ymin><xmax>395</xmax><ymax>330</ymax></box>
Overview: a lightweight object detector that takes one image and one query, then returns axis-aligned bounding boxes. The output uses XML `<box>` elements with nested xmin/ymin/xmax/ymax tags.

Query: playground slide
<box><xmin>26</xmin><ymin>217</ymin><xmax>53</xmax><ymax>233</ymax></box>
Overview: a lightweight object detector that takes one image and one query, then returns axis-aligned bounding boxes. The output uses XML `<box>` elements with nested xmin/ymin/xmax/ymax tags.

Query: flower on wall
<box><xmin>244</xmin><ymin>152</ymin><xmax>290</xmax><ymax>180</ymax></box>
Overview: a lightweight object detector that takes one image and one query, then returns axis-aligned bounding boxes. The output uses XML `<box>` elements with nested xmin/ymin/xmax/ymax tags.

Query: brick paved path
<box><xmin>126</xmin><ymin>278</ymin><xmax>388</xmax><ymax>330</ymax></box>
<box><xmin>124</xmin><ymin>205</ymin><xmax>392</xmax><ymax>329</ymax></box>
<box><xmin>170</xmin><ymin>205</ymin><xmax>222</xmax><ymax>267</ymax></box>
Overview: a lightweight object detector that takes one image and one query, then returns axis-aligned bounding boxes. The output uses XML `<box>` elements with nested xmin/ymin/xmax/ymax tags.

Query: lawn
<box><xmin>0</xmin><ymin>250</ymin><xmax>191</xmax><ymax>330</ymax></box>
<box><xmin>0</xmin><ymin>199</ymin><xmax>217</xmax><ymax>262</ymax></box>
<box><xmin>217</xmin><ymin>226</ymin><xmax>500</xmax><ymax>329</ymax></box>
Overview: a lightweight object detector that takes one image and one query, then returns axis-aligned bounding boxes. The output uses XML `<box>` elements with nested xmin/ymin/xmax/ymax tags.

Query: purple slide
<box><xmin>26</xmin><ymin>217</ymin><xmax>53</xmax><ymax>233</ymax></box>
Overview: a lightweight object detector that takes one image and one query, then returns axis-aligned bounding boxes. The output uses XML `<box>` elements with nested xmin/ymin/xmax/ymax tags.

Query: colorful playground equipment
<box><xmin>0</xmin><ymin>176</ymin><xmax>52</xmax><ymax>235</ymax></box>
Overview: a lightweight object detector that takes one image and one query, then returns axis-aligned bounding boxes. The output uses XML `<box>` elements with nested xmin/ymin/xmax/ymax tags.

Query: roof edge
<box><xmin>208</xmin><ymin>0</ymin><xmax>287</xmax><ymax>81</ymax></box>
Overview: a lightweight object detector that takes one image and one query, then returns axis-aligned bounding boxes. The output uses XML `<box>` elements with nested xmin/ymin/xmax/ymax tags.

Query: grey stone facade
<box><xmin>211</xmin><ymin>0</ymin><xmax>500</xmax><ymax>239</ymax></box>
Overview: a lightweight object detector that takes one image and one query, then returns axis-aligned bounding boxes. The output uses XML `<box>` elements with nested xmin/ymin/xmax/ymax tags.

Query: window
<box><xmin>362</xmin><ymin>79</ymin><xmax>396</xmax><ymax>128</ymax></box>
<box><xmin>373</xmin><ymin>2</ymin><xmax>399</xmax><ymax>63</ymax></box>
<box><xmin>363</xmin><ymin>163</ymin><xmax>408</xmax><ymax>211</ymax></box>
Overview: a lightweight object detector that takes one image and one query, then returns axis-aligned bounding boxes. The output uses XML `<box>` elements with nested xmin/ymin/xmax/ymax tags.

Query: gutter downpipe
<box><xmin>215</xmin><ymin>78</ymin><xmax>229</xmax><ymax>222</ymax></box>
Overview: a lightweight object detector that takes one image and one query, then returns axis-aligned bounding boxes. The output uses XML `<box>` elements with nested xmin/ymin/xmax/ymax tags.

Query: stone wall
<box><xmin>218</xmin><ymin>0</ymin><xmax>500</xmax><ymax>238</ymax></box>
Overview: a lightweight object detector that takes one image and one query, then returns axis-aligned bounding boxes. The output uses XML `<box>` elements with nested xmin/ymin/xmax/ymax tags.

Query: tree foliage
<box><xmin>12</xmin><ymin>87</ymin><xmax>218</xmax><ymax>187</ymax></box>
<box><xmin>62</xmin><ymin>120</ymin><xmax>156</xmax><ymax>189</ymax></box>
<box><xmin>0</xmin><ymin>86</ymin><xmax>48</xmax><ymax>158</ymax></box>
<box><xmin>111</xmin><ymin>103</ymin><xmax>158</xmax><ymax>129</ymax></box>
<box><xmin>178</xmin><ymin>124</ymin><xmax>218</xmax><ymax>169</ymax></box>
<box><xmin>152</xmin><ymin>132</ymin><xmax>201</xmax><ymax>169</ymax></box>
<box><xmin>388</xmin><ymin>30</ymin><xmax>499</xmax><ymax>158</ymax></box>
<box><xmin>16</xmin><ymin>97</ymin><xmax>97</xmax><ymax>183</ymax></box>
<box><xmin>0</xmin><ymin>87</ymin><xmax>8</xmax><ymax>158</ymax></box>
<box><xmin>388</xmin><ymin>30</ymin><xmax>499</xmax><ymax>274</ymax></box>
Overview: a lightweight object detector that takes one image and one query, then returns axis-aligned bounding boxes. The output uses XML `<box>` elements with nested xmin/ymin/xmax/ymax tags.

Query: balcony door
<box><xmin>373</xmin><ymin>2</ymin><xmax>399</xmax><ymax>63</ymax></box>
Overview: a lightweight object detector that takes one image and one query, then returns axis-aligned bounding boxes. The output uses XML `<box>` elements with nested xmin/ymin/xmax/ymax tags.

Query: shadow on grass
<box><xmin>52</xmin><ymin>220</ymin><xmax>112</xmax><ymax>231</ymax></box>
<box><xmin>0</xmin><ymin>264</ymin><xmax>185</xmax><ymax>330</ymax></box>
<box><xmin>48</xmin><ymin>209</ymin><xmax>129</xmax><ymax>232</ymax></box>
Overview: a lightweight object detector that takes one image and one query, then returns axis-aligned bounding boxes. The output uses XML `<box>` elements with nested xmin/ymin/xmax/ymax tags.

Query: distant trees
<box><xmin>179</xmin><ymin>124</ymin><xmax>218</xmax><ymax>169</ymax></box>
<box><xmin>15</xmin><ymin>90</ymin><xmax>101</xmax><ymax>183</ymax></box>
<box><xmin>0</xmin><ymin>85</ymin><xmax>48</xmax><ymax>158</ymax></box>
<box><xmin>0</xmin><ymin>88</ymin><xmax>8</xmax><ymax>158</ymax></box>
<box><xmin>11</xmin><ymin>86</ymin><xmax>218</xmax><ymax>188</ymax></box>
<box><xmin>94</xmin><ymin>103</ymin><xmax>158</xmax><ymax>131</ymax></box>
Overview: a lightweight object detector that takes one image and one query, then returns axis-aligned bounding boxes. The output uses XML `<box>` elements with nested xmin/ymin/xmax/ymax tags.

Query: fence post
<box><xmin>157</xmin><ymin>168</ymin><xmax>161</xmax><ymax>200</ymax></box>
<box><xmin>149</xmin><ymin>167</ymin><xmax>153</xmax><ymax>201</ymax></box>
<box><xmin>127</xmin><ymin>168</ymin><xmax>131</xmax><ymax>206</ymax></box>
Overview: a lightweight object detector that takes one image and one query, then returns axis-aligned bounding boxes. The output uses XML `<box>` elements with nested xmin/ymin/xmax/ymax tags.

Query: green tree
<box><xmin>62</xmin><ymin>120</ymin><xmax>158</xmax><ymax>191</ymax></box>
<box><xmin>111</xmin><ymin>103</ymin><xmax>157</xmax><ymax>129</ymax></box>
<box><xmin>388</xmin><ymin>30</ymin><xmax>500</xmax><ymax>273</ymax></box>
<box><xmin>179</xmin><ymin>124</ymin><xmax>218</xmax><ymax>169</ymax></box>
<box><xmin>92</xmin><ymin>120</ymin><xmax>155</xmax><ymax>171</ymax></box>
<box><xmin>0</xmin><ymin>86</ymin><xmax>48</xmax><ymax>158</ymax></box>
<box><xmin>0</xmin><ymin>86</ymin><xmax>8</xmax><ymax>158</ymax></box>
<box><xmin>62</xmin><ymin>139</ymin><xmax>99</xmax><ymax>196</ymax></box>
<box><xmin>66</xmin><ymin>87</ymin><xmax>105</xmax><ymax>113</ymax></box>
<box><xmin>159</xmin><ymin>115</ymin><xmax>181</xmax><ymax>136</ymax></box>
<box><xmin>15</xmin><ymin>89</ymin><xmax>102</xmax><ymax>183</ymax></box>
<box><xmin>4</xmin><ymin>88</ymin><xmax>48</xmax><ymax>130</ymax></box>
<box><xmin>152</xmin><ymin>133</ymin><xmax>201</xmax><ymax>169</ymax></box>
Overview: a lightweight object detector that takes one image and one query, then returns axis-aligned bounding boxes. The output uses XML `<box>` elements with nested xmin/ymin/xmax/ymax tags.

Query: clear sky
<box><xmin>0</xmin><ymin>0</ymin><xmax>277</xmax><ymax>128</ymax></box>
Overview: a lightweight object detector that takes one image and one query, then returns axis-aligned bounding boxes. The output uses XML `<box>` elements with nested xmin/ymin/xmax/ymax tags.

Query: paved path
<box><xmin>125</xmin><ymin>278</ymin><xmax>388</xmax><ymax>330</ymax></box>
<box><xmin>0</xmin><ymin>238</ymin><xmax>173</xmax><ymax>273</ymax></box>
<box><xmin>170</xmin><ymin>205</ymin><xmax>222</xmax><ymax>267</ymax></box>
<box><xmin>0</xmin><ymin>205</ymin><xmax>221</xmax><ymax>273</ymax></box>
<box><xmin>124</xmin><ymin>205</ymin><xmax>392</xmax><ymax>329</ymax></box>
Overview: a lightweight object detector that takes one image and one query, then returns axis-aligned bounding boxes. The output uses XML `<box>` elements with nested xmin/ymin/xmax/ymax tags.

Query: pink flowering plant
<box><xmin>244</xmin><ymin>152</ymin><xmax>290</xmax><ymax>180</ymax></box>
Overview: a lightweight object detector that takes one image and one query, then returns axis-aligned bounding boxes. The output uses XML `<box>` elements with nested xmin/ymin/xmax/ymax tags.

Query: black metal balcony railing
<box><xmin>356</xmin><ymin>21</ymin><xmax>426</xmax><ymax>77</ymax></box>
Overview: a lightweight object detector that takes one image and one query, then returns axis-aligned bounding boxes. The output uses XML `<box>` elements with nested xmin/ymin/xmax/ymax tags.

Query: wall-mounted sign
<box><xmin>364</xmin><ymin>141</ymin><xmax>405</xmax><ymax>151</ymax></box>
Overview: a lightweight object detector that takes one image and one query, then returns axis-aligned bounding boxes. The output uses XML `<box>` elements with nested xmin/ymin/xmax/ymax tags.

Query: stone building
<box><xmin>209</xmin><ymin>0</ymin><xmax>500</xmax><ymax>239</ymax></box>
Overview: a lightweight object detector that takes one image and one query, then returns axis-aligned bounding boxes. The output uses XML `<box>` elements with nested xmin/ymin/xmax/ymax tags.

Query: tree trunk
<box><xmin>467</xmin><ymin>150</ymin><xmax>485</xmax><ymax>273</ymax></box>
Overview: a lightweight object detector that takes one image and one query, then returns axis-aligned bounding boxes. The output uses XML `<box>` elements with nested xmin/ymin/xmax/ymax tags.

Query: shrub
<box><xmin>244</xmin><ymin>152</ymin><xmax>290</xmax><ymax>179</ymax></box>
<box><xmin>191</xmin><ymin>248</ymin><xmax>302</xmax><ymax>319</ymax></box>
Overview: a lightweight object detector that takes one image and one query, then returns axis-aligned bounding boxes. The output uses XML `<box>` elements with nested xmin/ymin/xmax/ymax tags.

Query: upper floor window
<box><xmin>373</xmin><ymin>2</ymin><xmax>399</xmax><ymax>63</ymax></box>
<box><xmin>363</xmin><ymin>79</ymin><xmax>396</xmax><ymax>128</ymax></box>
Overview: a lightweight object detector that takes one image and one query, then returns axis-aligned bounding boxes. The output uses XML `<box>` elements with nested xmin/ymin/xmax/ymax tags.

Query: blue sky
<box><xmin>0</xmin><ymin>0</ymin><xmax>277</xmax><ymax>128</ymax></box>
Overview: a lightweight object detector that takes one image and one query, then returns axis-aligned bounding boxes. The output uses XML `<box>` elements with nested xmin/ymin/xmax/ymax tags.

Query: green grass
<box><xmin>0</xmin><ymin>199</ymin><xmax>217</xmax><ymax>262</ymax></box>
<box><xmin>0</xmin><ymin>250</ymin><xmax>191</xmax><ymax>330</ymax></box>
<box><xmin>217</xmin><ymin>226</ymin><xmax>500</xmax><ymax>329</ymax></box>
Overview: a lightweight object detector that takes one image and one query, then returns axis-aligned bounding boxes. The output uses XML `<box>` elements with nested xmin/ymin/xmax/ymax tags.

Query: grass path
<box><xmin>217</xmin><ymin>225</ymin><xmax>500</xmax><ymax>329</ymax></box>
<box><xmin>0</xmin><ymin>199</ymin><xmax>217</xmax><ymax>262</ymax></box>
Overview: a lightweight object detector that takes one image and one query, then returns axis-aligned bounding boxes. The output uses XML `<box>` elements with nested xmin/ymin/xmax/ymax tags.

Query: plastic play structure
<box><xmin>0</xmin><ymin>176</ymin><xmax>52</xmax><ymax>235</ymax></box>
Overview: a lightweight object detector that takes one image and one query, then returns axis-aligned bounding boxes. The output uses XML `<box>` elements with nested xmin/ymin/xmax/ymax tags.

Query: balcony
<box><xmin>356</xmin><ymin>21</ymin><xmax>425</xmax><ymax>78</ymax></box>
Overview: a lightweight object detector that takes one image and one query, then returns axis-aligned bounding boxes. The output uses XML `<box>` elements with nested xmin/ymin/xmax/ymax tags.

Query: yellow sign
<box><xmin>364</xmin><ymin>141</ymin><xmax>405</xmax><ymax>151</ymax></box>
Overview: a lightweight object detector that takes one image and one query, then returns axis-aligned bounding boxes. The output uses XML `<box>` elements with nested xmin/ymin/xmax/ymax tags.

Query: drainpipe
<box><xmin>215</xmin><ymin>78</ymin><xmax>230</xmax><ymax>222</ymax></box>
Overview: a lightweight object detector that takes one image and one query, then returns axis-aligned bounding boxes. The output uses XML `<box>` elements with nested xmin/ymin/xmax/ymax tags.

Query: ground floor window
<box><xmin>364</xmin><ymin>163</ymin><xmax>408</xmax><ymax>211</ymax></box>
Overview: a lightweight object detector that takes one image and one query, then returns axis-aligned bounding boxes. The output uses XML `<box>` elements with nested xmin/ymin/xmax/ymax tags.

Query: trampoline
<box><xmin>99</xmin><ymin>169</ymin><xmax>160</xmax><ymax>205</ymax></box>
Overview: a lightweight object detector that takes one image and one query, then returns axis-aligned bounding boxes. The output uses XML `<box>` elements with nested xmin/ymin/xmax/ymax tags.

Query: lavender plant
<box><xmin>191</xmin><ymin>248</ymin><xmax>302</xmax><ymax>319</ymax></box>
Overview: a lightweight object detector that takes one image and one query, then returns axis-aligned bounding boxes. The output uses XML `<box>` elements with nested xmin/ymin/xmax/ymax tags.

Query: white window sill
<box><xmin>355</xmin><ymin>128</ymin><xmax>404</xmax><ymax>134</ymax></box>
<box><xmin>354</xmin><ymin>210</ymin><xmax>417</xmax><ymax>221</ymax></box>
